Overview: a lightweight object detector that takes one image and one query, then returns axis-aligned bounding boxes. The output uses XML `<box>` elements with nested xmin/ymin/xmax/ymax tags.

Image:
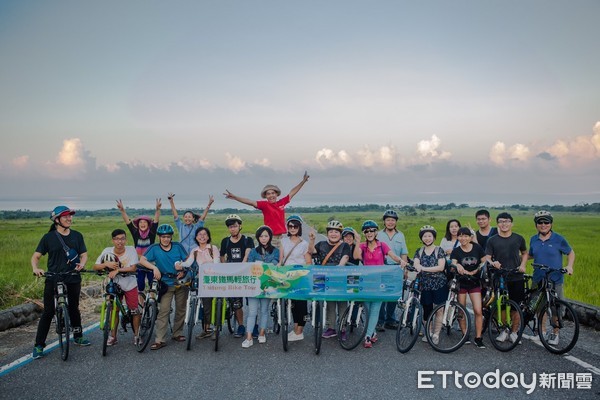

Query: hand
<box><xmin>492</xmin><ymin>261</ymin><xmax>501</xmax><ymax>269</ymax></box>
<box><xmin>399</xmin><ymin>259</ymin><xmax>407</xmax><ymax>268</ymax></box>
<box><xmin>108</xmin><ymin>269</ymin><xmax>119</xmax><ymax>279</ymax></box>
<box><xmin>153</xmin><ymin>269</ymin><xmax>162</xmax><ymax>281</ymax></box>
<box><xmin>566</xmin><ymin>266</ymin><xmax>574</xmax><ymax>275</ymax></box>
<box><xmin>223</xmin><ymin>190</ymin><xmax>234</xmax><ymax>199</ymax></box>
<box><xmin>116</xmin><ymin>199</ymin><xmax>125</xmax><ymax>212</ymax></box>
<box><xmin>168</xmin><ymin>192</ymin><xmax>175</xmax><ymax>201</ymax></box>
<box><xmin>174</xmin><ymin>261</ymin><xmax>182</xmax><ymax>271</ymax></box>
<box><xmin>518</xmin><ymin>265</ymin><xmax>526</xmax><ymax>273</ymax></box>
<box><xmin>106</xmin><ymin>261</ymin><xmax>118</xmax><ymax>271</ymax></box>
<box><xmin>208</xmin><ymin>195</ymin><xmax>214</xmax><ymax>204</ymax></box>
<box><xmin>302</xmin><ymin>171</ymin><xmax>310</xmax><ymax>182</ymax></box>
<box><xmin>308</xmin><ymin>230</ymin><xmax>316</xmax><ymax>241</ymax></box>
<box><xmin>75</xmin><ymin>263</ymin><xmax>85</xmax><ymax>271</ymax></box>
<box><xmin>457</xmin><ymin>265</ymin><xmax>465</xmax><ymax>275</ymax></box>
<box><xmin>156</xmin><ymin>198</ymin><xmax>162</xmax><ymax>209</ymax></box>
<box><xmin>33</xmin><ymin>267</ymin><xmax>45</xmax><ymax>277</ymax></box>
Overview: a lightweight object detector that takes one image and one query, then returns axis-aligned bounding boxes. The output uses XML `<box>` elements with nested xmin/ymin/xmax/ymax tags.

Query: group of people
<box><xmin>29</xmin><ymin>171</ymin><xmax>575</xmax><ymax>357</ymax></box>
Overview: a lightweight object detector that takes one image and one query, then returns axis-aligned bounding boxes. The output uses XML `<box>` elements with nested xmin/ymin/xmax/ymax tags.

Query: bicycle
<box><xmin>310</xmin><ymin>299</ymin><xmax>326</xmax><ymax>355</ymax></box>
<box><xmin>337</xmin><ymin>301</ymin><xmax>368</xmax><ymax>350</ymax></box>
<box><xmin>136</xmin><ymin>268</ymin><xmax>160</xmax><ymax>353</ymax></box>
<box><xmin>485</xmin><ymin>268</ymin><xmax>524</xmax><ymax>352</ymax></box>
<box><xmin>225</xmin><ymin>297</ymin><xmax>242</xmax><ymax>335</ymax></box>
<box><xmin>182</xmin><ymin>266</ymin><xmax>200</xmax><ymax>351</ymax></box>
<box><xmin>521</xmin><ymin>264</ymin><xmax>579</xmax><ymax>354</ymax></box>
<box><xmin>39</xmin><ymin>270</ymin><xmax>84</xmax><ymax>361</ymax></box>
<box><xmin>395</xmin><ymin>264</ymin><xmax>424</xmax><ymax>353</ymax></box>
<box><xmin>270</xmin><ymin>300</ymin><xmax>281</xmax><ymax>334</ymax></box>
<box><xmin>274</xmin><ymin>297</ymin><xmax>292</xmax><ymax>351</ymax></box>
<box><xmin>424</xmin><ymin>266</ymin><xmax>471</xmax><ymax>353</ymax></box>
<box><xmin>210</xmin><ymin>296</ymin><xmax>229</xmax><ymax>351</ymax></box>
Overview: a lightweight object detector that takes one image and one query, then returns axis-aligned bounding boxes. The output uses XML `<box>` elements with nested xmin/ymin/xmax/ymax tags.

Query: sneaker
<box><xmin>74</xmin><ymin>337</ymin><xmax>91</xmax><ymax>346</ymax></box>
<box><xmin>196</xmin><ymin>331</ymin><xmax>212</xmax><ymax>340</ymax></box>
<box><xmin>288</xmin><ymin>331</ymin><xmax>305</xmax><ymax>342</ymax></box>
<box><xmin>422</xmin><ymin>335</ymin><xmax>428</xmax><ymax>342</ymax></box>
<box><xmin>370</xmin><ymin>333</ymin><xmax>378</xmax><ymax>344</ymax></box>
<box><xmin>495</xmin><ymin>329</ymin><xmax>509</xmax><ymax>343</ymax></box>
<box><xmin>547</xmin><ymin>333</ymin><xmax>559</xmax><ymax>345</ymax></box>
<box><xmin>464</xmin><ymin>336</ymin><xmax>471</xmax><ymax>345</ymax></box>
<box><xmin>234</xmin><ymin>325</ymin><xmax>246</xmax><ymax>338</ymax></box>
<box><xmin>384</xmin><ymin>322</ymin><xmax>399</xmax><ymax>330</ymax></box>
<box><xmin>252</xmin><ymin>324</ymin><xmax>259</xmax><ymax>339</ymax></box>
<box><xmin>375</xmin><ymin>323</ymin><xmax>385</xmax><ymax>332</ymax></box>
<box><xmin>32</xmin><ymin>346</ymin><xmax>44</xmax><ymax>360</ymax></box>
<box><xmin>258</xmin><ymin>335</ymin><xmax>267</xmax><ymax>344</ymax></box>
<box><xmin>509</xmin><ymin>332</ymin><xmax>520</xmax><ymax>344</ymax></box>
<box><xmin>133</xmin><ymin>336</ymin><xmax>140</xmax><ymax>346</ymax></box>
<box><xmin>322</xmin><ymin>328</ymin><xmax>337</xmax><ymax>338</ymax></box>
<box><xmin>241</xmin><ymin>338</ymin><xmax>253</xmax><ymax>348</ymax></box>
<box><xmin>107</xmin><ymin>336</ymin><xmax>118</xmax><ymax>346</ymax></box>
<box><xmin>431</xmin><ymin>334</ymin><xmax>439</xmax><ymax>345</ymax></box>
<box><xmin>363</xmin><ymin>337</ymin><xmax>373</xmax><ymax>348</ymax></box>
<box><xmin>474</xmin><ymin>337</ymin><xmax>486</xmax><ymax>349</ymax></box>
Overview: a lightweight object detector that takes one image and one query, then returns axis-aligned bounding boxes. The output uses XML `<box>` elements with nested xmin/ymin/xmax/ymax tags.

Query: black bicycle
<box><xmin>485</xmin><ymin>268</ymin><xmax>524</xmax><ymax>352</ymax></box>
<box><xmin>521</xmin><ymin>264</ymin><xmax>579</xmax><ymax>354</ymax></box>
<box><xmin>136</xmin><ymin>268</ymin><xmax>160</xmax><ymax>353</ymax></box>
<box><xmin>337</xmin><ymin>301</ymin><xmax>368</xmax><ymax>350</ymax></box>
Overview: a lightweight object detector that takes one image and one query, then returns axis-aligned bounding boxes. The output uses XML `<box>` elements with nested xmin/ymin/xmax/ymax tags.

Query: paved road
<box><xmin>1</xmin><ymin>316</ymin><xmax>599</xmax><ymax>400</ymax></box>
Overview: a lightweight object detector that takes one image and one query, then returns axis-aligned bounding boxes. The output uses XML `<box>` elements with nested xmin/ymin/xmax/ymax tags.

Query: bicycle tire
<box><xmin>425</xmin><ymin>301</ymin><xmax>470</xmax><ymax>353</ymax></box>
<box><xmin>538</xmin><ymin>299</ymin><xmax>579</xmax><ymax>354</ymax></box>
<box><xmin>396</xmin><ymin>298</ymin><xmax>422</xmax><ymax>353</ymax></box>
<box><xmin>102</xmin><ymin>301</ymin><xmax>113</xmax><ymax>357</ymax></box>
<box><xmin>314</xmin><ymin>301</ymin><xmax>323</xmax><ymax>355</ymax></box>
<box><xmin>137</xmin><ymin>299</ymin><xmax>157</xmax><ymax>353</ymax></box>
<box><xmin>271</xmin><ymin>301</ymin><xmax>280</xmax><ymax>335</ymax></box>
<box><xmin>57</xmin><ymin>303</ymin><xmax>70</xmax><ymax>361</ymax></box>
<box><xmin>214</xmin><ymin>298</ymin><xmax>222</xmax><ymax>352</ymax></box>
<box><xmin>338</xmin><ymin>303</ymin><xmax>368</xmax><ymax>350</ymax></box>
<box><xmin>282</xmin><ymin>299</ymin><xmax>289</xmax><ymax>352</ymax></box>
<box><xmin>487</xmin><ymin>298</ymin><xmax>523</xmax><ymax>352</ymax></box>
<box><xmin>186</xmin><ymin>297</ymin><xmax>197</xmax><ymax>351</ymax></box>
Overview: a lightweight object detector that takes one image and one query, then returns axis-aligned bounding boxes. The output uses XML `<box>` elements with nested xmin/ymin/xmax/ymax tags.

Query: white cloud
<box><xmin>254</xmin><ymin>158</ymin><xmax>271</xmax><ymax>168</ymax></box>
<box><xmin>315</xmin><ymin>148</ymin><xmax>353</xmax><ymax>166</ymax></box>
<box><xmin>176</xmin><ymin>158</ymin><xmax>214</xmax><ymax>172</ymax></box>
<box><xmin>508</xmin><ymin>143</ymin><xmax>530</xmax><ymax>161</ymax></box>
<box><xmin>417</xmin><ymin>135</ymin><xmax>451</xmax><ymax>161</ymax></box>
<box><xmin>57</xmin><ymin>138</ymin><xmax>84</xmax><ymax>167</ymax></box>
<box><xmin>225</xmin><ymin>153</ymin><xmax>246</xmax><ymax>173</ymax></box>
<box><xmin>543</xmin><ymin>121</ymin><xmax>600</xmax><ymax>165</ymax></box>
<box><xmin>489</xmin><ymin>141</ymin><xmax>506</xmax><ymax>165</ymax></box>
<box><xmin>12</xmin><ymin>155</ymin><xmax>29</xmax><ymax>168</ymax></box>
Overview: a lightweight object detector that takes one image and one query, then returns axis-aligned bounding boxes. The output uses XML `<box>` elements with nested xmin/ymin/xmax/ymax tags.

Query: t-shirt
<box><xmin>255</xmin><ymin>195</ymin><xmax>290</xmax><ymax>235</ymax></box>
<box><xmin>220</xmin><ymin>235</ymin><xmax>255</xmax><ymax>263</ymax></box>
<box><xmin>414</xmin><ymin>246</ymin><xmax>446</xmax><ymax>291</ymax></box>
<box><xmin>313</xmin><ymin>241</ymin><xmax>351</xmax><ymax>266</ymax></box>
<box><xmin>95</xmin><ymin>246</ymin><xmax>139</xmax><ymax>292</ymax></box>
<box><xmin>359</xmin><ymin>241</ymin><xmax>391</xmax><ymax>266</ymax></box>
<box><xmin>376</xmin><ymin>230</ymin><xmax>408</xmax><ymax>264</ymax></box>
<box><xmin>143</xmin><ymin>242</ymin><xmax>188</xmax><ymax>287</ymax></box>
<box><xmin>35</xmin><ymin>229</ymin><xmax>87</xmax><ymax>284</ymax></box>
<box><xmin>280</xmin><ymin>236</ymin><xmax>310</xmax><ymax>265</ymax></box>
<box><xmin>528</xmin><ymin>232</ymin><xmax>572</xmax><ymax>284</ymax></box>
<box><xmin>476</xmin><ymin>227</ymin><xmax>497</xmax><ymax>251</ymax></box>
<box><xmin>248</xmin><ymin>247</ymin><xmax>280</xmax><ymax>264</ymax></box>
<box><xmin>126</xmin><ymin>221</ymin><xmax>158</xmax><ymax>256</ymax></box>
<box><xmin>485</xmin><ymin>233</ymin><xmax>527</xmax><ymax>282</ymax></box>
<box><xmin>440</xmin><ymin>238</ymin><xmax>459</xmax><ymax>253</ymax></box>
<box><xmin>450</xmin><ymin>243</ymin><xmax>485</xmax><ymax>289</ymax></box>
<box><xmin>174</xmin><ymin>218</ymin><xmax>205</xmax><ymax>254</ymax></box>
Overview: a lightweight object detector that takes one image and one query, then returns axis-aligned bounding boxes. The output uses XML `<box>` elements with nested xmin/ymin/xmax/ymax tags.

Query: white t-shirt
<box><xmin>95</xmin><ymin>246</ymin><xmax>139</xmax><ymax>292</ymax></box>
<box><xmin>280</xmin><ymin>236</ymin><xmax>309</xmax><ymax>265</ymax></box>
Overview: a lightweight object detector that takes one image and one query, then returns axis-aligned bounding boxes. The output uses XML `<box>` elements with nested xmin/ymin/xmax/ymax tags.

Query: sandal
<box><xmin>172</xmin><ymin>335</ymin><xmax>186</xmax><ymax>342</ymax></box>
<box><xmin>150</xmin><ymin>342</ymin><xmax>166</xmax><ymax>350</ymax></box>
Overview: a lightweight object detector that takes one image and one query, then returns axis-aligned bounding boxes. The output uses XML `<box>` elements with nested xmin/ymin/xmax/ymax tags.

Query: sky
<box><xmin>1</xmin><ymin>1</ymin><xmax>599</xmax><ymax>211</ymax></box>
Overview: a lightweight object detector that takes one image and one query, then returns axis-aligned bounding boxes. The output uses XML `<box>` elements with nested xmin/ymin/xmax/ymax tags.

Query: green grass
<box><xmin>1</xmin><ymin>210</ymin><xmax>598</xmax><ymax>309</ymax></box>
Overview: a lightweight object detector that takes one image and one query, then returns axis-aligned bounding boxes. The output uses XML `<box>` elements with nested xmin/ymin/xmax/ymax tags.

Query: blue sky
<box><xmin>0</xmin><ymin>1</ymin><xmax>599</xmax><ymax>210</ymax></box>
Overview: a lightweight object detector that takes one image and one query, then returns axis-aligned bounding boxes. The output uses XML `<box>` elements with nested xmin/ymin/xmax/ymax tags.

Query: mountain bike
<box><xmin>274</xmin><ymin>297</ymin><xmax>292</xmax><ymax>351</ymax></box>
<box><xmin>337</xmin><ymin>301</ymin><xmax>368</xmax><ymax>350</ymax></box>
<box><xmin>310</xmin><ymin>299</ymin><xmax>326</xmax><ymax>355</ymax></box>
<box><xmin>182</xmin><ymin>266</ymin><xmax>200</xmax><ymax>351</ymax></box>
<box><xmin>486</xmin><ymin>268</ymin><xmax>524</xmax><ymax>352</ymax></box>
<box><xmin>225</xmin><ymin>298</ymin><xmax>242</xmax><ymax>335</ymax></box>
<box><xmin>270</xmin><ymin>300</ymin><xmax>281</xmax><ymax>334</ymax></box>
<box><xmin>395</xmin><ymin>264</ymin><xmax>423</xmax><ymax>353</ymax></box>
<box><xmin>210</xmin><ymin>296</ymin><xmax>228</xmax><ymax>351</ymax></box>
<box><xmin>424</xmin><ymin>266</ymin><xmax>471</xmax><ymax>353</ymax></box>
<box><xmin>521</xmin><ymin>264</ymin><xmax>579</xmax><ymax>354</ymax></box>
<box><xmin>136</xmin><ymin>268</ymin><xmax>160</xmax><ymax>353</ymax></box>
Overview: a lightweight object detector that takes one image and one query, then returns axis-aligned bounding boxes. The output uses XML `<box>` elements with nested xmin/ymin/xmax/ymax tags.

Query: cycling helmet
<box><xmin>419</xmin><ymin>225</ymin><xmax>437</xmax><ymax>240</ymax></box>
<box><xmin>382</xmin><ymin>209</ymin><xmax>398</xmax><ymax>221</ymax></box>
<box><xmin>361</xmin><ymin>220</ymin><xmax>379</xmax><ymax>232</ymax></box>
<box><xmin>326</xmin><ymin>220</ymin><xmax>343</xmax><ymax>232</ymax></box>
<box><xmin>157</xmin><ymin>224</ymin><xmax>175</xmax><ymax>236</ymax></box>
<box><xmin>225</xmin><ymin>214</ymin><xmax>243</xmax><ymax>226</ymax></box>
<box><xmin>100</xmin><ymin>252</ymin><xmax>121</xmax><ymax>267</ymax></box>
<box><xmin>286</xmin><ymin>215</ymin><xmax>304</xmax><ymax>225</ymax></box>
<box><xmin>533</xmin><ymin>210</ymin><xmax>553</xmax><ymax>224</ymax></box>
<box><xmin>50</xmin><ymin>205</ymin><xmax>75</xmax><ymax>221</ymax></box>
<box><xmin>341</xmin><ymin>227</ymin><xmax>355</xmax><ymax>237</ymax></box>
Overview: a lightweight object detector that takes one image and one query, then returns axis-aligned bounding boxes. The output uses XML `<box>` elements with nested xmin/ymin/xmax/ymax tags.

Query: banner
<box><xmin>197</xmin><ymin>262</ymin><xmax>404</xmax><ymax>301</ymax></box>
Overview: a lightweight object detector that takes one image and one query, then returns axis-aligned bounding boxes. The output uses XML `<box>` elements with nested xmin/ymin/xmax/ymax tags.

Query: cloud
<box><xmin>42</xmin><ymin>138</ymin><xmax>96</xmax><ymax>179</ymax></box>
<box><xmin>489</xmin><ymin>142</ymin><xmax>506</xmax><ymax>165</ymax></box>
<box><xmin>254</xmin><ymin>158</ymin><xmax>271</xmax><ymax>168</ymax></box>
<box><xmin>541</xmin><ymin>121</ymin><xmax>600</xmax><ymax>165</ymax></box>
<box><xmin>508</xmin><ymin>143</ymin><xmax>530</xmax><ymax>161</ymax></box>
<box><xmin>416</xmin><ymin>135</ymin><xmax>451</xmax><ymax>161</ymax></box>
<box><xmin>12</xmin><ymin>155</ymin><xmax>29</xmax><ymax>169</ymax></box>
<box><xmin>489</xmin><ymin>141</ymin><xmax>530</xmax><ymax>165</ymax></box>
<box><xmin>57</xmin><ymin>138</ymin><xmax>85</xmax><ymax>167</ymax></box>
<box><xmin>175</xmin><ymin>158</ymin><xmax>214</xmax><ymax>172</ymax></box>
<box><xmin>315</xmin><ymin>148</ymin><xmax>352</xmax><ymax>167</ymax></box>
<box><xmin>225</xmin><ymin>153</ymin><xmax>246</xmax><ymax>173</ymax></box>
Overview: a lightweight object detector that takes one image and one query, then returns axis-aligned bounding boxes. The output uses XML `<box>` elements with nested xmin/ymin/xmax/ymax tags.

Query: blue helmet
<box><xmin>50</xmin><ymin>205</ymin><xmax>75</xmax><ymax>221</ymax></box>
<box><xmin>157</xmin><ymin>224</ymin><xmax>175</xmax><ymax>236</ymax></box>
<box><xmin>361</xmin><ymin>220</ymin><xmax>379</xmax><ymax>232</ymax></box>
<box><xmin>341</xmin><ymin>227</ymin><xmax>355</xmax><ymax>237</ymax></box>
<box><xmin>286</xmin><ymin>215</ymin><xmax>303</xmax><ymax>225</ymax></box>
<box><xmin>382</xmin><ymin>209</ymin><xmax>398</xmax><ymax>221</ymax></box>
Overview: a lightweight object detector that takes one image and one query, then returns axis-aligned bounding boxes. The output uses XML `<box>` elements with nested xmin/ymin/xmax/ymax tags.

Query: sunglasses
<box><xmin>536</xmin><ymin>220</ymin><xmax>551</xmax><ymax>225</ymax></box>
<box><xmin>363</xmin><ymin>229</ymin><xmax>378</xmax><ymax>234</ymax></box>
<box><xmin>287</xmin><ymin>224</ymin><xmax>299</xmax><ymax>229</ymax></box>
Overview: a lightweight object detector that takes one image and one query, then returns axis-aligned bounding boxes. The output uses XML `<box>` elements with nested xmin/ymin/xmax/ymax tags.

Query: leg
<box><xmin>34</xmin><ymin>281</ymin><xmax>55</xmax><ymax>348</ymax></box>
<box><xmin>154</xmin><ymin>287</ymin><xmax>175</xmax><ymax>343</ymax></box>
<box><xmin>171</xmin><ymin>286</ymin><xmax>189</xmax><ymax>337</ymax></box>
<box><xmin>245</xmin><ymin>298</ymin><xmax>259</xmax><ymax>341</ymax></box>
<box><xmin>66</xmin><ymin>282</ymin><xmax>83</xmax><ymax>338</ymax></box>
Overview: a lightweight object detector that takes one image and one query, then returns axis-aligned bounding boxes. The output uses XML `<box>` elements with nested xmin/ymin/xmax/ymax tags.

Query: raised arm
<box><xmin>154</xmin><ymin>198</ymin><xmax>162</xmax><ymax>223</ymax></box>
<box><xmin>116</xmin><ymin>199</ymin><xmax>131</xmax><ymax>224</ymax></box>
<box><xmin>168</xmin><ymin>193</ymin><xmax>179</xmax><ymax>220</ymax></box>
<box><xmin>198</xmin><ymin>195</ymin><xmax>215</xmax><ymax>221</ymax></box>
<box><xmin>223</xmin><ymin>190</ymin><xmax>257</xmax><ymax>208</ymax></box>
<box><xmin>288</xmin><ymin>171</ymin><xmax>310</xmax><ymax>200</ymax></box>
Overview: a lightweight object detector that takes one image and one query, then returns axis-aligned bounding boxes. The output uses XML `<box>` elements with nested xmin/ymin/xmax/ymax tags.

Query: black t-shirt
<box><xmin>476</xmin><ymin>227</ymin><xmax>497</xmax><ymax>251</ymax></box>
<box><xmin>485</xmin><ymin>233</ymin><xmax>526</xmax><ymax>282</ymax></box>
<box><xmin>220</xmin><ymin>235</ymin><xmax>255</xmax><ymax>263</ymax></box>
<box><xmin>451</xmin><ymin>243</ymin><xmax>486</xmax><ymax>289</ymax></box>
<box><xmin>313</xmin><ymin>241</ymin><xmax>352</xmax><ymax>266</ymax></box>
<box><xmin>126</xmin><ymin>221</ymin><xmax>158</xmax><ymax>255</ymax></box>
<box><xmin>35</xmin><ymin>229</ymin><xmax>87</xmax><ymax>283</ymax></box>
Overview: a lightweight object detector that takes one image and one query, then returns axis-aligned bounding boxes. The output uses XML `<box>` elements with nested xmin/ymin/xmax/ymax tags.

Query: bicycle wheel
<box><xmin>281</xmin><ymin>299</ymin><xmax>289</xmax><ymax>351</ymax></box>
<box><xmin>425</xmin><ymin>301</ymin><xmax>470</xmax><ymax>353</ymax></box>
<box><xmin>271</xmin><ymin>301</ymin><xmax>280</xmax><ymax>334</ymax></box>
<box><xmin>102</xmin><ymin>301</ymin><xmax>113</xmax><ymax>357</ymax></box>
<box><xmin>214</xmin><ymin>298</ymin><xmax>223</xmax><ymax>352</ymax></box>
<box><xmin>137</xmin><ymin>299</ymin><xmax>157</xmax><ymax>353</ymax></box>
<box><xmin>186</xmin><ymin>297</ymin><xmax>197</xmax><ymax>351</ymax></box>
<box><xmin>338</xmin><ymin>302</ymin><xmax>368</xmax><ymax>350</ymax></box>
<box><xmin>57</xmin><ymin>303</ymin><xmax>70</xmax><ymax>361</ymax></box>
<box><xmin>538</xmin><ymin>299</ymin><xmax>579</xmax><ymax>354</ymax></box>
<box><xmin>487</xmin><ymin>298</ymin><xmax>523</xmax><ymax>352</ymax></box>
<box><xmin>396</xmin><ymin>298</ymin><xmax>422</xmax><ymax>353</ymax></box>
<box><xmin>314</xmin><ymin>301</ymin><xmax>323</xmax><ymax>355</ymax></box>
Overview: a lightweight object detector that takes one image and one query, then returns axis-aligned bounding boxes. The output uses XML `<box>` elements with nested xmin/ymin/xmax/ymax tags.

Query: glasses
<box><xmin>287</xmin><ymin>224</ymin><xmax>299</xmax><ymax>229</ymax></box>
<box><xmin>112</xmin><ymin>236</ymin><xmax>126</xmax><ymax>241</ymax></box>
<box><xmin>536</xmin><ymin>221</ymin><xmax>551</xmax><ymax>225</ymax></box>
<box><xmin>497</xmin><ymin>219</ymin><xmax>512</xmax><ymax>224</ymax></box>
<box><xmin>363</xmin><ymin>229</ymin><xmax>378</xmax><ymax>234</ymax></box>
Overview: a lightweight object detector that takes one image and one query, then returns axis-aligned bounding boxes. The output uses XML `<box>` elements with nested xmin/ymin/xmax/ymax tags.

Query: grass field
<box><xmin>1</xmin><ymin>209</ymin><xmax>598</xmax><ymax>309</ymax></box>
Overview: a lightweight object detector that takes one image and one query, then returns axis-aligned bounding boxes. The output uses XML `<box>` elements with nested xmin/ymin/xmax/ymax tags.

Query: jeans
<box><xmin>246</xmin><ymin>297</ymin><xmax>270</xmax><ymax>332</ymax></box>
<box><xmin>378</xmin><ymin>302</ymin><xmax>397</xmax><ymax>325</ymax></box>
<box><xmin>366</xmin><ymin>301</ymin><xmax>383</xmax><ymax>338</ymax></box>
<box><xmin>137</xmin><ymin>267</ymin><xmax>154</xmax><ymax>292</ymax></box>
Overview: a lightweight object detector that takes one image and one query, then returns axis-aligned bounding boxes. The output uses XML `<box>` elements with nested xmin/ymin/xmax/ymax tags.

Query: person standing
<box><xmin>485</xmin><ymin>212</ymin><xmax>527</xmax><ymax>344</ymax></box>
<box><xmin>167</xmin><ymin>193</ymin><xmax>214</xmax><ymax>254</ymax></box>
<box><xmin>223</xmin><ymin>171</ymin><xmax>310</xmax><ymax>248</ymax></box>
<box><xmin>526</xmin><ymin>210</ymin><xmax>575</xmax><ymax>345</ymax></box>
<box><xmin>439</xmin><ymin>219</ymin><xmax>461</xmax><ymax>256</ymax></box>
<box><xmin>376</xmin><ymin>210</ymin><xmax>408</xmax><ymax>331</ymax></box>
<box><xmin>31</xmin><ymin>206</ymin><xmax>90</xmax><ymax>359</ymax></box>
<box><xmin>475</xmin><ymin>209</ymin><xmax>497</xmax><ymax>250</ymax></box>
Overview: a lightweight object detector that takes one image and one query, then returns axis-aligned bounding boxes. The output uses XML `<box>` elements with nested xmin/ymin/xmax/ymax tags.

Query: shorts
<box><xmin>459</xmin><ymin>286</ymin><xmax>482</xmax><ymax>295</ymax></box>
<box><xmin>506</xmin><ymin>279</ymin><xmax>525</xmax><ymax>304</ymax></box>
<box><xmin>122</xmin><ymin>288</ymin><xmax>139</xmax><ymax>311</ymax></box>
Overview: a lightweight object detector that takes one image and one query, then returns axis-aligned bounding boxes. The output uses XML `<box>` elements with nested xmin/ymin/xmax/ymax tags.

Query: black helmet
<box><xmin>382</xmin><ymin>209</ymin><xmax>398</xmax><ymax>221</ymax></box>
<box><xmin>533</xmin><ymin>210</ymin><xmax>553</xmax><ymax>224</ymax></box>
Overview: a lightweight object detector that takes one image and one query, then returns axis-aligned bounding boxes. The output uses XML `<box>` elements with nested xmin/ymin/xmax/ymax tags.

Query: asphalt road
<box><xmin>1</xmin><ymin>314</ymin><xmax>599</xmax><ymax>400</ymax></box>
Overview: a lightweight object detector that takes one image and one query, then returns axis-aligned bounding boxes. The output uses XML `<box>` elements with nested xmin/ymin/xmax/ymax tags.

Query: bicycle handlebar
<box><xmin>532</xmin><ymin>263</ymin><xmax>568</xmax><ymax>275</ymax></box>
